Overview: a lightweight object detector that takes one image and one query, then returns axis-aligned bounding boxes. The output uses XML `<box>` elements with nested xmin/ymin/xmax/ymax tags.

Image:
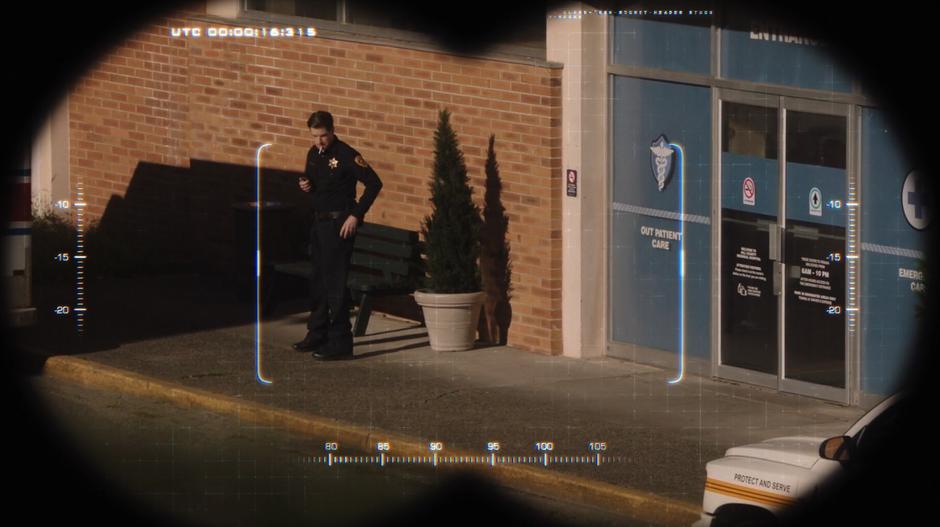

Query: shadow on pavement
<box><xmin>354</xmin><ymin>340</ymin><xmax>432</xmax><ymax>359</ymax></box>
<box><xmin>12</xmin><ymin>272</ymin><xmax>261</xmax><ymax>371</ymax></box>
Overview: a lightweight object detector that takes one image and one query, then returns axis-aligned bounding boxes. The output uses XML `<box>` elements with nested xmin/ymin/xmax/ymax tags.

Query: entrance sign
<box><xmin>720</xmin><ymin>210</ymin><xmax>777</xmax><ymax>375</ymax></box>
<box><xmin>784</xmin><ymin>224</ymin><xmax>846</xmax><ymax>388</ymax></box>
<box><xmin>731</xmin><ymin>244</ymin><xmax>768</xmax><ymax>297</ymax></box>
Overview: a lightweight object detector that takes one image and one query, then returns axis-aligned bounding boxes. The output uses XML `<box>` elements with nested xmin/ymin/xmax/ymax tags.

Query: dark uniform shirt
<box><xmin>305</xmin><ymin>135</ymin><xmax>383</xmax><ymax>222</ymax></box>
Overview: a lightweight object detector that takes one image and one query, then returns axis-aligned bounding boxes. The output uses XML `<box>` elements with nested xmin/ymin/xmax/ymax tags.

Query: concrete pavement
<box><xmin>16</xmin><ymin>273</ymin><xmax>869</xmax><ymax>526</ymax></box>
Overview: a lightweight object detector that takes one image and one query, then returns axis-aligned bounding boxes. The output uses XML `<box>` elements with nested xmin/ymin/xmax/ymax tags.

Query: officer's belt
<box><xmin>314</xmin><ymin>210</ymin><xmax>351</xmax><ymax>221</ymax></box>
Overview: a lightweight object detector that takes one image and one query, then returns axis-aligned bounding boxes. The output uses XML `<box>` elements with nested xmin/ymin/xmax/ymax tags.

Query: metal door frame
<box><xmin>776</xmin><ymin>96</ymin><xmax>853</xmax><ymax>404</ymax></box>
<box><xmin>714</xmin><ymin>87</ymin><xmax>781</xmax><ymax>390</ymax></box>
<box><xmin>714</xmin><ymin>88</ymin><xmax>855</xmax><ymax>404</ymax></box>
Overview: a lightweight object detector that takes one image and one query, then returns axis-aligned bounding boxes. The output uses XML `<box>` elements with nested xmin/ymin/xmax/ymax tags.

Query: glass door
<box><xmin>718</xmin><ymin>91</ymin><xmax>780</xmax><ymax>388</ymax></box>
<box><xmin>779</xmin><ymin>98</ymin><xmax>849</xmax><ymax>401</ymax></box>
<box><xmin>717</xmin><ymin>90</ymin><xmax>851</xmax><ymax>402</ymax></box>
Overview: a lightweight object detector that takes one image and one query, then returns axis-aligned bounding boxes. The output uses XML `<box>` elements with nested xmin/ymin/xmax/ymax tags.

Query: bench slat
<box><xmin>274</xmin><ymin>257</ymin><xmax>419</xmax><ymax>280</ymax></box>
<box><xmin>348</xmin><ymin>273</ymin><xmax>413</xmax><ymax>293</ymax></box>
<box><xmin>350</xmin><ymin>252</ymin><xmax>412</xmax><ymax>277</ymax></box>
<box><xmin>277</xmin><ymin>250</ymin><xmax>420</xmax><ymax>279</ymax></box>
<box><xmin>353</xmin><ymin>237</ymin><xmax>416</xmax><ymax>259</ymax></box>
<box><xmin>272</xmin><ymin>262</ymin><xmax>414</xmax><ymax>292</ymax></box>
<box><xmin>274</xmin><ymin>223</ymin><xmax>423</xmax><ymax>295</ymax></box>
<box><xmin>358</xmin><ymin>223</ymin><xmax>419</xmax><ymax>243</ymax></box>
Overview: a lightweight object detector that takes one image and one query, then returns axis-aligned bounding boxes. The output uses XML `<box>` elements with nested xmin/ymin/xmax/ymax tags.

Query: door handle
<box><xmin>768</xmin><ymin>224</ymin><xmax>782</xmax><ymax>261</ymax></box>
<box><xmin>773</xmin><ymin>261</ymin><xmax>784</xmax><ymax>296</ymax></box>
<box><xmin>770</xmin><ymin>224</ymin><xmax>783</xmax><ymax>295</ymax></box>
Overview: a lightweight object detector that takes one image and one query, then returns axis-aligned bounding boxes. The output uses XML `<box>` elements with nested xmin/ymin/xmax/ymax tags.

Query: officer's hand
<box><xmin>340</xmin><ymin>215</ymin><xmax>358</xmax><ymax>239</ymax></box>
<box><xmin>299</xmin><ymin>177</ymin><xmax>312</xmax><ymax>192</ymax></box>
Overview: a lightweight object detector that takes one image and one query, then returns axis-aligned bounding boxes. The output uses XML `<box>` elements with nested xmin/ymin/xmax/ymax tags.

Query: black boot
<box><xmin>292</xmin><ymin>334</ymin><xmax>327</xmax><ymax>352</ymax></box>
<box><xmin>312</xmin><ymin>337</ymin><xmax>353</xmax><ymax>360</ymax></box>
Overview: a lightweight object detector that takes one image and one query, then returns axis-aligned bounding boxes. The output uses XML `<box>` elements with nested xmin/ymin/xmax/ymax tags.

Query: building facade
<box><xmin>548</xmin><ymin>5</ymin><xmax>929</xmax><ymax>407</ymax></box>
<box><xmin>32</xmin><ymin>0</ymin><xmax>563</xmax><ymax>355</ymax></box>
<box><xmin>29</xmin><ymin>1</ymin><xmax>928</xmax><ymax>407</ymax></box>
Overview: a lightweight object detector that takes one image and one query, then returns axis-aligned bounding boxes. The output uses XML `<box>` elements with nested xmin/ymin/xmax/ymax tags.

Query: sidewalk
<box><xmin>18</xmin><ymin>273</ymin><xmax>868</xmax><ymax>526</ymax></box>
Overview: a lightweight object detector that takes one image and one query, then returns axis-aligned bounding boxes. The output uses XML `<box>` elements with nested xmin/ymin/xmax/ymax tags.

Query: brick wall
<box><xmin>67</xmin><ymin>10</ymin><xmax>562</xmax><ymax>355</ymax></box>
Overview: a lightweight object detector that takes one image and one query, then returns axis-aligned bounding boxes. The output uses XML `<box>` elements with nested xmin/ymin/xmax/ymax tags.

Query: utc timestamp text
<box><xmin>170</xmin><ymin>26</ymin><xmax>317</xmax><ymax>38</ymax></box>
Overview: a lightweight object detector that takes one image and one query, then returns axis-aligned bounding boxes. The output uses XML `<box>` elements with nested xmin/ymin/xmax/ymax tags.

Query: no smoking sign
<box><xmin>743</xmin><ymin>177</ymin><xmax>756</xmax><ymax>206</ymax></box>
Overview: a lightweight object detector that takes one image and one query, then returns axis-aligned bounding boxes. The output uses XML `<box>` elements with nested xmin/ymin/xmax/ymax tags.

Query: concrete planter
<box><xmin>413</xmin><ymin>290</ymin><xmax>485</xmax><ymax>351</ymax></box>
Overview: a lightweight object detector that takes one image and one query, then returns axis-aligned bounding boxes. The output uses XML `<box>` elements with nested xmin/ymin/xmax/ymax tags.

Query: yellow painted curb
<box><xmin>43</xmin><ymin>355</ymin><xmax>702</xmax><ymax>526</ymax></box>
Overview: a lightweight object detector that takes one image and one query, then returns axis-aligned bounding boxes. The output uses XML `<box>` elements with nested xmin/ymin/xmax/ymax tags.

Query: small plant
<box><xmin>419</xmin><ymin>108</ymin><xmax>482</xmax><ymax>294</ymax></box>
<box><xmin>29</xmin><ymin>199</ymin><xmax>152</xmax><ymax>281</ymax></box>
<box><xmin>30</xmin><ymin>208</ymin><xmax>76</xmax><ymax>283</ymax></box>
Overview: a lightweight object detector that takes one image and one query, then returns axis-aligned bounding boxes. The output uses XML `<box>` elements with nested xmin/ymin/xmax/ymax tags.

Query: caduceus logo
<box><xmin>649</xmin><ymin>134</ymin><xmax>676</xmax><ymax>192</ymax></box>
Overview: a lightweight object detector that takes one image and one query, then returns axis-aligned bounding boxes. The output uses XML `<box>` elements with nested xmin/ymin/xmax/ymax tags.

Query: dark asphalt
<box><xmin>26</xmin><ymin>374</ymin><xmax>657</xmax><ymax>527</ymax></box>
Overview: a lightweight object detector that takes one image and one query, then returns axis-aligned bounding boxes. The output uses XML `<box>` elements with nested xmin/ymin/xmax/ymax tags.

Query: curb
<box><xmin>42</xmin><ymin>354</ymin><xmax>703</xmax><ymax>526</ymax></box>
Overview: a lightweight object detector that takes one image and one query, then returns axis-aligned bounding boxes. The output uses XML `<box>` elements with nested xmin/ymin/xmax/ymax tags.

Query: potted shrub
<box><xmin>413</xmin><ymin>109</ymin><xmax>485</xmax><ymax>351</ymax></box>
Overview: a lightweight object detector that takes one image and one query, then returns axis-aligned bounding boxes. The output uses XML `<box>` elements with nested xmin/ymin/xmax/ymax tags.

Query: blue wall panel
<box><xmin>721</xmin><ymin>27</ymin><xmax>853</xmax><ymax>92</ymax></box>
<box><xmin>611</xmin><ymin>76</ymin><xmax>712</xmax><ymax>359</ymax></box>
<box><xmin>612</xmin><ymin>17</ymin><xmax>711</xmax><ymax>75</ymax></box>
<box><xmin>860</xmin><ymin>108</ymin><xmax>928</xmax><ymax>396</ymax></box>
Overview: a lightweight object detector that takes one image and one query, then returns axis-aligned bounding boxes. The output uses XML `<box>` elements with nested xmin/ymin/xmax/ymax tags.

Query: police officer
<box><xmin>292</xmin><ymin>111</ymin><xmax>383</xmax><ymax>360</ymax></box>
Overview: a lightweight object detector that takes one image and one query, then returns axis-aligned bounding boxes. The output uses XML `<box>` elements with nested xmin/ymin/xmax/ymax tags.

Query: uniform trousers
<box><xmin>306</xmin><ymin>212</ymin><xmax>355</xmax><ymax>355</ymax></box>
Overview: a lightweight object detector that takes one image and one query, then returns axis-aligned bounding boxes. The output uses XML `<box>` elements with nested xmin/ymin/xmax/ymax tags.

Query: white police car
<box><xmin>693</xmin><ymin>394</ymin><xmax>900</xmax><ymax>526</ymax></box>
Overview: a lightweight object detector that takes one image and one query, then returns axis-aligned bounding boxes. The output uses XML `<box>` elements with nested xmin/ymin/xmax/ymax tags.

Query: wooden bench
<box><xmin>263</xmin><ymin>222</ymin><xmax>424</xmax><ymax>336</ymax></box>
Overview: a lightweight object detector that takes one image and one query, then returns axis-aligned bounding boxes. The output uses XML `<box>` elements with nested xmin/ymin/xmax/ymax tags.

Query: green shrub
<box><xmin>30</xmin><ymin>209</ymin><xmax>76</xmax><ymax>283</ymax></box>
<box><xmin>30</xmin><ymin>209</ymin><xmax>158</xmax><ymax>281</ymax></box>
<box><xmin>419</xmin><ymin>109</ymin><xmax>482</xmax><ymax>293</ymax></box>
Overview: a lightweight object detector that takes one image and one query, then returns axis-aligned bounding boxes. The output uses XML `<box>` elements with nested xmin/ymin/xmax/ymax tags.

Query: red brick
<box><xmin>68</xmin><ymin>14</ymin><xmax>562</xmax><ymax>355</ymax></box>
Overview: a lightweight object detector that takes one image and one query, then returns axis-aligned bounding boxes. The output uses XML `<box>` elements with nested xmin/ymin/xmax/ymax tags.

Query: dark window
<box><xmin>722</xmin><ymin>102</ymin><xmax>778</xmax><ymax>159</ymax></box>
<box><xmin>246</xmin><ymin>0</ymin><xmax>338</xmax><ymax>20</ymax></box>
<box><xmin>786</xmin><ymin>111</ymin><xmax>846</xmax><ymax>169</ymax></box>
<box><xmin>346</xmin><ymin>0</ymin><xmax>430</xmax><ymax>33</ymax></box>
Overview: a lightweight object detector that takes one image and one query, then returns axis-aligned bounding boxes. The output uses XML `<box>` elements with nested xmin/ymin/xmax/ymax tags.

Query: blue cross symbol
<box><xmin>907</xmin><ymin>177</ymin><xmax>929</xmax><ymax>219</ymax></box>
